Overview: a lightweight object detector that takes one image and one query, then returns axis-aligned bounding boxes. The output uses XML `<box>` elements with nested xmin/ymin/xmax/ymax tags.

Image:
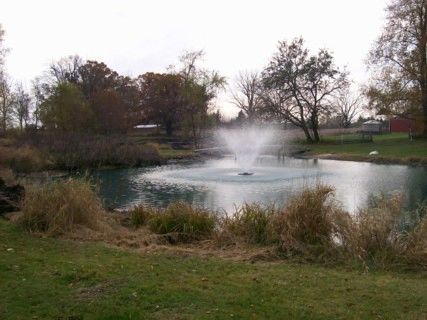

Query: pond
<box><xmin>92</xmin><ymin>156</ymin><xmax>427</xmax><ymax>213</ymax></box>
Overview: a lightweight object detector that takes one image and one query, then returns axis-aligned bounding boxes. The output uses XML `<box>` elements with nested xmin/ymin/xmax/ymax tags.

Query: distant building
<box><xmin>390</xmin><ymin>116</ymin><xmax>416</xmax><ymax>133</ymax></box>
<box><xmin>361</xmin><ymin>120</ymin><xmax>382</xmax><ymax>134</ymax></box>
<box><xmin>133</xmin><ymin>124</ymin><xmax>159</xmax><ymax>129</ymax></box>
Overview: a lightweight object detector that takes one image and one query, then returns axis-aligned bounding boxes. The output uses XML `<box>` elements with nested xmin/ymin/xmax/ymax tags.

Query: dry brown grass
<box><xmin>272</xmin><ymin>185</ymin><xmax>353</xmax><ymax>260</ymax></box>
<box><xmin>147</xmin><ymin>202</ymin><xmax>216</xmax><ymax>242</ymax></box>
<box><xmin>0</xmin><ymin>145</ymin><xmax>50</xmax><ymax>173</ymax></box>
<box><xmin>218</xmin><ymin>203</ymin><xmax>277</xmax><ymax>245</ymax></box>
<box><xmin>11</xmin><ymin>177</ymin><xmax>427</xmax><ymax>270</ymax></box>
<box><xmin>349</xmin><ymin>194</ymin><xmax>404</xmax><ymax>267</ymax></box>
<box><xmin>129</xmin><ymin>204</ymin><xmax>156</xmax><ymax>227</ymax></box>
<box><xmin>36</xmin><ymin>134</ymin><xmax>162</xmax><ymax>169</ymax></box>
<box><xmin>18</xmin><ymin>179</ymin><xmax>104</xmax><ymax>235</ymax></box>
<box><xmin>129</xmin><ymin>202</ymin><xmax>216</xmax><ymax>243</ymax></box>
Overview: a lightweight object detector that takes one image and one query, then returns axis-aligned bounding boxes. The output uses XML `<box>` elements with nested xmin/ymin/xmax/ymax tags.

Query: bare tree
<box><xmin>231</xmin><ymin>71</ymin><xmax>263</xmax><ymax>124</ymax></box>
<box><xmin>47</xmin><ymin>55</ymin><xmax>83</xmax><ymax>86</ymax></box>
<box><xmin>0</xmin><ymin>72</ymin><xmax>15</xmax><ymax>133</ymax></box>
<box><xmin>170</xmin><ymin>50</ymin><xmax>226</xmax><ymax>147</ymax></box>
<box><xmin>262</xmin><ymin>38</ymin><xmax>348</xmax><ymax>142</ymax></box>
<box><xmin>0</xmin><ymin>24</ymin><xmax>9</xmax><ymax>69</ymax></box>
<box><xmin>13</xmin><ymin>83</ymin><xmax>31</xmax><ymax>131</ymax></box>
<box><xmin>31</xmin><ymin>77</ymin><xmax>48</xmax><ymax>129</ymax></box>
<box><xmin>333</xmin><ymin>87</ymin><xmax>363</xmax><ymax>128</ymax></box>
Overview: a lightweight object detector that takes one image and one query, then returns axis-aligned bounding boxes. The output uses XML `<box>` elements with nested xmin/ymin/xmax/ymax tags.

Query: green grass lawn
<box><xmin>307</xmin><ymin>133</ymin><xmax>427</xmax><ymax>159</ymax></box>
<box><xmin>1</xmin><ymin>219</ymin><xmax>427</xmax><ymax>319</ymax></box>
<box><xmin>127</xmin><ymin>131</ymin><xmax>195</xmax><ymax>160</ymax></box>
<box><xmin>157</xmin><ymin>143</ymin><xmax>194</xmax><ymax>159</ymax></box>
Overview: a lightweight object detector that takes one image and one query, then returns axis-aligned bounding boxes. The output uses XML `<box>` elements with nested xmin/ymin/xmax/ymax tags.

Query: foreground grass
<box><xmin>1</xmin><ymin>220</ymin><xmax>427</xmax><ymax>319</ymax></box>
<box><xmin>306</xmin><ymin>133</ymin><xmax>427</xmax><ymax>160</ymax></box>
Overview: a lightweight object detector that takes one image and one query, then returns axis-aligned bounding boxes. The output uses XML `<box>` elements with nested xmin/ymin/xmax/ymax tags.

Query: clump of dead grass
<box><xmin>0</xmin><ymin>145</ymin><xmax>50</xmax><ymax>173</ymax></box>
<box><xmin>130</xmin><ymin>202</ymin><xmax>216</xmax><ymax>243</ymax></box>
<box><xmin>18</xmin><ymin>178</ymin><xmax>104</xmax><ymax>235</ymax></box>
<box><xmin>273</xmin><ymin>185</ymin><xmax>353</xmax><ymax>260</ymax></box>
<box><xmin>218</xmin><ymin>203</ymin><xmax>277</xmax><ymax>245</ymax></box>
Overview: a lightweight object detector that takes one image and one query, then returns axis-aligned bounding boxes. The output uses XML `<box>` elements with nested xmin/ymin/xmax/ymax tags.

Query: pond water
<box><xmin>92</xmin><ymin>156</ymin><xmax>427</xmax><ymax>213</ymax></box>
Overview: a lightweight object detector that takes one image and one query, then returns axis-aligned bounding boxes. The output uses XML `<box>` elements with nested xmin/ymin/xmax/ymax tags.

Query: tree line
<box><xmin>0</xmin><ymin>35</ymin><xmax>225</xmax><ymax>146</ymax></box>
<box><xmin>1</xmin><ymin>0</ymin><xmax>426</xmax><ymax>143</ymax></box>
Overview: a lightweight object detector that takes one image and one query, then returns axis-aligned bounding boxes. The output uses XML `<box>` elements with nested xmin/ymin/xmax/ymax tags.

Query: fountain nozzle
<box><xmin>238</xmin><ymin>172</ymin><xmax>254</xmax><ymax>176</ymax></box>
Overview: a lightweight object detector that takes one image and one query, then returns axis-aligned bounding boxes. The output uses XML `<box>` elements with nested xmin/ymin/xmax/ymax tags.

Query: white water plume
<box><xmin>217</xmin><ymin>127</ymin><xmax>275</xmax><ymax>173</ymax></box>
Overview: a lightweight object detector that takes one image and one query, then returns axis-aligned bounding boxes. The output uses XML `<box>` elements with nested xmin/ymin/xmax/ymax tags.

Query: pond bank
<box><xmin>296</xmin><ymin>133</ymin><xmax>427</xmax><ymax>166</ymax></box>
<box><xmin>300</xmin><ymin>152</ymin><xmax>427</xmax><ymax>166</ymax></box>
<box><xmin>1</xmin><ymin>217</ymin><xmax>427</xmax><ymax>319</ymax></box>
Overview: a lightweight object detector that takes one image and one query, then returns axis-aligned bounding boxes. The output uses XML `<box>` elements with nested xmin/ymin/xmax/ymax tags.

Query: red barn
<box><xmin>390</xmin><ymin>116</ymin><xmax>416</xmax><ymax>133</ymax></box>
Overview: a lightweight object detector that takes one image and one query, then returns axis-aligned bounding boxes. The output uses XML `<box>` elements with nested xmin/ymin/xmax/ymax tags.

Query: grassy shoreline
<box><xmin>2</xmin><ymin>178</ymin><xmax>427</xmax><ymax>319</ymax></box>
<box><xmin>299</xmin><ymin>133</ymin><xmax>427</xmax><ymax>166</ymax></box>
<box><xmin>1</xmin><ymin>219</ymin><xmax>427</xmax><ymax>319</ymax></box>
<box><xmin>300</xmin><ymin>153</ymin><xmax>427</xmax><ymax>166</ymax></box>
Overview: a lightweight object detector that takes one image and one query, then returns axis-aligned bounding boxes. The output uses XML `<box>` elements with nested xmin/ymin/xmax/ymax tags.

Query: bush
<box><xmin>148</xmin><ymin>202</ymin><xmax>216</xmax><ymax>242</ymax></box>
<box><xmin>220</xmin><ymin>203</ymin><xmax>277</xmax><ymax>245</ymax></box>
<box><xmin>18</xmin><ymin>179</ymin><xmax>103</xmax><ymax>235</ymax></box>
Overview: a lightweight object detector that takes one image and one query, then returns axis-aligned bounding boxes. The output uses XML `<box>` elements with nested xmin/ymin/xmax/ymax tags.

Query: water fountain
<box><xmin>217</xmin><ymin>127</ymin><xmax>274</xmax><ymax>175</ymax></box>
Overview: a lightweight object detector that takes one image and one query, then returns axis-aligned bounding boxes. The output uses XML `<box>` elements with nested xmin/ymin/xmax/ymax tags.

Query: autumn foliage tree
<box><xmin>137</xmin><ymin>72</ymin><xmax>184</xmax><ymax>136</ymax></box>
<box><xmin>35</xmin><ymin>58</ymin><xmax>139</xmax><ymax>133</ymax></box>
<box><xmin>367</xmin><ymin>0</ymin><xmax>427</xmax><ymax>135</ymax></box>
<box><xmin>40</xmin><ymin>82</ymin><xmax>93</xmax><ymax>132</ymax></box>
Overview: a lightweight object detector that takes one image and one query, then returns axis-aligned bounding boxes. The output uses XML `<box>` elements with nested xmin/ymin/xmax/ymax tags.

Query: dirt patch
<box><xmin>75</xmin><ymin>279</ymin><xmax>125</xmax><ymax>302</ymax></box>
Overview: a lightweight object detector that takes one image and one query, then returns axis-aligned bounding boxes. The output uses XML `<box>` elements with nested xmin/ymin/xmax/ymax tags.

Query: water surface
<box><xmin>92</xmin><ymin>156</ymin><xmax>427</xmax><ymax>213</ymax></box>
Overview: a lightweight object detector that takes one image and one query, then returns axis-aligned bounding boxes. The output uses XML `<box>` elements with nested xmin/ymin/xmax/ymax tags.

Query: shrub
<box><xmin>18</xmin><ymin>179</ymin><xmax>103</xmax><ymax>235</ymax></box>
<box><xmin>148</xmin><ymin>202</ymin><xmax>216</xmax><ymax>241</ymax></box>
<box><xmin>220</xmin><ymin>203</ymin><xmax>277</xmax><ymax>245</ymax></box>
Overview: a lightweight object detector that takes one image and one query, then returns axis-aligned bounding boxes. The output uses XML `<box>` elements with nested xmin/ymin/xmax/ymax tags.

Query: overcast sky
<box><xmin>1</xmin><ymin>0</ymin><xmax>387</xmax><ymax>117</ymax></box>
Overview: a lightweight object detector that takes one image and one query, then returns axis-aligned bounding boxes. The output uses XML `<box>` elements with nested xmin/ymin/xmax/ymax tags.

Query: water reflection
<box><xmin>92</xmin><ymin>156</ymin><xmax>427</xmax><ymax>213</ymax></box>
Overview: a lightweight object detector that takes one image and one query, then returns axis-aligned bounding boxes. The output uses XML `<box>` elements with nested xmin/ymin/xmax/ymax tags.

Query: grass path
<box><xmin>1</xmin><ymin>219</ymin><xmax>427</xmax><ymax>319</ymax></box>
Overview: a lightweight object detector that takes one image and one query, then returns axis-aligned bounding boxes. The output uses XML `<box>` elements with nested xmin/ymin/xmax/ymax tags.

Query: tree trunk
<box><xmin>423</xmin><ymin>90</ymin><xmax>427</xmax><ymax>136</ymax></box>
<box><xmin>165</xmin><ymin>120</ymin><xmax>173</xmax><ymax>136</ymax></box>
<box><xmin>301</xmin><ymin>124</ymin><xmax>313</xmax><ymax>143</ymax></box>
<box><xmin>420</xmin><ymin>3</ymin><xmax>427</xmax><ymax>136</ymax></box>
<box><xmin>313</xmin><ymin>127</ymin><xmax>320</xmax><ymax>142</ymax></box>
<box><xmin>311</xmin><ymin>111</ymin><xmax>321</xmax><ymax>142</ymax></box>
